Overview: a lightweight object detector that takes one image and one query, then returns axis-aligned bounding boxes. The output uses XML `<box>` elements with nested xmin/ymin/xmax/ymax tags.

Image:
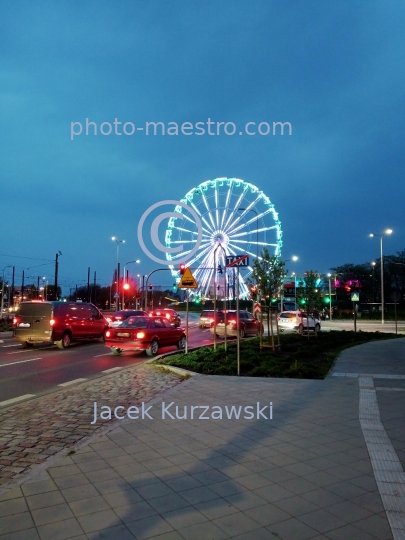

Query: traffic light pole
<box><xmin>144</xmin><ymin>269</ymin><xmax>172</xmax><ymax>311</ymax></box>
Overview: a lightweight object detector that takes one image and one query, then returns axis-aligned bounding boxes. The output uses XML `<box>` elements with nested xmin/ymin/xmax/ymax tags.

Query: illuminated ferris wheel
<box><xmin>165</xmin><ymin>177</ymin><xmax>283</xmax><ymax>298</ymax></box>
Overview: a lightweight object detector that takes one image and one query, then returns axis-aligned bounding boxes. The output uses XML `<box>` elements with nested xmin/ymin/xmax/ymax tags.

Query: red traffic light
<box><xmin>179</xmin><ymin>264</ymin><xmax>186</xmax><ymax>275</ymax></box>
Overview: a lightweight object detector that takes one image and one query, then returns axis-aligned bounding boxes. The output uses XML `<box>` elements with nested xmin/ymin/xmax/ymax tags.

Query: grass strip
<box><xmin>154</xmin><ymin>330</ymin><xmax>402</xmax><ymax>379</ymax></box>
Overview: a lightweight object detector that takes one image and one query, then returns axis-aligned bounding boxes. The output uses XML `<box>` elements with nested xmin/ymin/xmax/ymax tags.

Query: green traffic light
<box><xmin>324</xmin><ymin>296</ymin><xmax>330</xmax><ymax>303</ymax></box>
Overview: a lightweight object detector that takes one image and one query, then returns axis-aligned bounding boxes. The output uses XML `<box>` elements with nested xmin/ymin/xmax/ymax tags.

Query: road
<box><xmin>1</xmin><ymin>314</ymin><xmax>403</xmax><ymax>405</ymax></box>
<box><xmin>0</xmin><ymin>316</ymin><xmax>212</xmax><ymax>405</ymax></box>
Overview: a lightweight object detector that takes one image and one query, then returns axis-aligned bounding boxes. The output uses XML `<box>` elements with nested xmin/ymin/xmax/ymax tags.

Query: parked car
<box><xmin>13</xmin><ymin>301</ymin><xmax>109</xmax><ymax>348</ymax></box>
<box><xmin>105</xmin><ymin>316</ymin><xmax>186</xmax><ymax>356</ymax></box>
<box><xmin>106</xmin><ymin>309</ymin><xmax>148</xmax><ymax>327</ymax></box>
<box><xmin>210</xmin><ymin>310</ymin><xmax>262</xmax><ymax>338</ymax></box>
<box><xmin>277</xmin><ymin>311</ymin><xmax>321</xmax><ymax>333</ymax></box>
<box><xmin>198</xmin><ymin>310</ymin><xmax>224</xmax><ymax>328</ymax></box>
<box><xmin>148</xmin><ymin>308</ymin><xmax>181</xmax><ymax>327</ymax></box>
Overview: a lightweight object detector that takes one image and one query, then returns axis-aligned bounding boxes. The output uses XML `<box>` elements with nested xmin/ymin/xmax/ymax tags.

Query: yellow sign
<box><xmin>178</xmin><ymin>267</ymin><xmax>198</xmax><ymax>289</ymax></box>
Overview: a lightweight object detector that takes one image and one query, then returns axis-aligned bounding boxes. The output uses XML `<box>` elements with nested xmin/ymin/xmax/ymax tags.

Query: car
<box><xmin>13</xmin><ymin>301</ymin><xmax>109</xmax><ymax>348</ymax></box>
<box><xmin>277</xmin><ymin>311</ymin><xmax>321</xmax><ymax>333</ymax></box>
<box><xmin>105</xmin><ymin>309</ymin><xmax>148</xmax><ymax>327</ymax></box>
<box><xmin>198</xmin><ymin>310</ymin><xmax>223</xmax><ymax>328</ymax></box>
<box><xmin>209</xmin><ymin>310</ymin><xmax>262</xmax><ymax>338</ymax></box>
<box><xmin>105</xmin><ymin>316</ymin><xmax>186</xmax><ymax>356</ymax></box>
<box><xmin>148</xmin><ymin>308</ymin><xmax>181</xmax><ymax>327</ymax></box>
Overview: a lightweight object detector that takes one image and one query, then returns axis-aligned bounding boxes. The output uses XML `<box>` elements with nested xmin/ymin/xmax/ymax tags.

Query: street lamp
<box><xmin>370</xmin><ymin>262</ymin><xmax>376</xmax><ymax>302</ymax></box>
<box><xmin>1</xmin><ymin>265</ymin><xmax>12</xmax><ymax>317</ymax></box>
<box><xmin>327</xmin><ymin>273</ymin><xmax>332</xmax><ymax>321</ymax></box>
<box><xmin>369</xmin><ymin>229</ymin><xmax>392</xmax><ymax>324</ymax></box>
<box><xmin>280</xmin><ymin>256</ymin><xmax>298</xmax><ymax>312</ymax></box>
<box><xmin>111</xmin><ymin>237</ymin><xmax>125</xmax><ymax>310</ymax></box>
<box><xmin>123</xmin><ymin>259</ymin><xmax>140</xmax><ymax>309</ymax></box>
<box><xmin>238</xmin><ymin>207</ymin><xmax>259</xmax><ymax>259</ymax></box>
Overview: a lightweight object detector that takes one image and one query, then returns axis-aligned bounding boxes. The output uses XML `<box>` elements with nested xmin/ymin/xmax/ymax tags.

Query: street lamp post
<box><xmin>123</xmin><ymin>260</ymin><xmax>140</xmax><ymax>309</ymax></box>
<box><xmin>369</xmin><ymin>229</ymin><xmax>392</xmax><ymax>324</ymax></box>
<box><xmin>327</xmin><ymin>273</ymin><xmax>332</xmax><ymax>321</ymax></box>
<box><xmin>112</xmin><ymin>237</ymin><xmax>125</xmax><ymax>310</ymax></box>
<box><xmin>370</xmin><ymin>262</ymin><xmax>376</xmax><ymax>302</ymax></box>
<box><xmin>1</xmin><ymin>266</ymin><xmax>12</xmax><ymax>317</ymax></box>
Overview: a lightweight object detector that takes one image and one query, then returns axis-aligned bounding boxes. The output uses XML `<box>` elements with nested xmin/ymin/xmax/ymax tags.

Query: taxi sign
<box><xmin>178</xmin><ymin>267</ymin><xmax>198</xmax><ymax>289</ymax></box>
<box><xmin>351</xmin><ymin>292</ymin><xmax>360</xmax><ymax>302</ymax></box>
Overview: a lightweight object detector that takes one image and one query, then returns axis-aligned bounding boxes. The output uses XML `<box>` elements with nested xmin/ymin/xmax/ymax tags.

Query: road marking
<box><xmin>333</xmin><ymin>373</ymin><xmax>405</xmax><ymax>379</ymax></box>
<box><xmin>102</xmin><ymin>367</ymin><xmax>123</xmax><ymax>374</ymax></box>
<box><xmin>0</xmin><ymin>357</ymin><xmax>42</xmax><ymax>368</ymax></box>
<box><xmin>0</xmin><ymin>394</ymin><xmax>36</xmax><ymax>407</ymax></box>
<box><xmin>7</xmin><ymin>347</ymin><xmax>52</xmax><ymax>355</ymax></box>
<box><xmin>93</xmin><ymin>353</ymin><xmax>112</xmax><ymax>357</ymax></box>
<box><xmin>358</xmin><ymin>376</ymin><xmax>405</xmax><ymax>539</ymax></box>
<box><xmin>1</xmin><ymin>344</ymin><xmax>20</xmax><ymax>348</ymax></box>
<box><xmin>376</xmin><ymin>387</ymin><xmax>405</xmax><ymax>392</ymax></box>
<box><xmin>58</xmin><ymin>378</ymin><xmax>87</xmax><ymax>387</ymax></box>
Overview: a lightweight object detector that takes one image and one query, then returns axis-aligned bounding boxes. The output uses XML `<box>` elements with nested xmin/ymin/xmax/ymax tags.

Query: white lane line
<box><xmin>7</xmin><ymin>347</ymin><xmax>52</xmax><ymax>355</ymax></box>
<box><xmin>359</xmin><ymin>376</ymin><xmax>405</xmax><ymax>539</ymax></box>
<box><xmin>93</xmin><ymin>353</ymin><xmax>112</xmax><ymax>357</ymax></box>
<box><xmin>1</xmin><ymin>344</ymin><xmax>21</xmax><ymax>348</ymax></box>
<box><xmin>334</xmin><ymin>373</ymin><xmax>405</xmax><ymax>379</ymax></box>
<box><xmin>0</xmin><ymin>394</ymin><xmax>36</xmax><ymax>407</ymax></box>
<box><xmin>0</xmin><ymin>357</ymin><xmax>42</xmax><ymax>368</ymax></box>
<box><xmin>376</xmin><ymin>387</ymin><xmax>405</xmax><ymax>392</ymax></box>
<box><xmin>102</xmin><ymin>367</ymin><xmax>123</xmax><ymax>374</ymax></box>
<box><xmin>58</xmin><ymin>378</ymin><xmax>87</xmax><ymax>387</ymax></box>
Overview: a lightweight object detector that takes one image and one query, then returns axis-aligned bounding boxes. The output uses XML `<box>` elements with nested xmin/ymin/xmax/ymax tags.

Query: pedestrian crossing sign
<box><xmin>351</xmin><ymin>292</ymin><xmax>360</xmax><ymax>302</ymax></box>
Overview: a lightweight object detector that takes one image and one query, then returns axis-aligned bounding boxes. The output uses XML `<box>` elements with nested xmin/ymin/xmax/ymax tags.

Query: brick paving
<box><xmin>0</xmin><ymin>364</ymin><xmax>184</xmax><ymax>489</ymax></box>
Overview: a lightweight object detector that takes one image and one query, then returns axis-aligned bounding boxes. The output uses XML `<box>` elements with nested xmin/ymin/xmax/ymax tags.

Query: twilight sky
<box><xmin>1</xmin><ymin>1</ymin><xmax>404</xmax><ymax>293</ymax></box>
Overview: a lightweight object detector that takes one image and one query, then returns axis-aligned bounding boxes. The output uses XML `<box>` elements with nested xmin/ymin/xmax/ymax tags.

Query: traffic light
<box><xmin>149</xmin><ymin>284</ymin><xmax>153</xmax><ymax>290</ymax></box>
<box><xmin>123</xmin><ymin>283</ymin><xmax>130</xmax><ymax>290</ymax></box>
<box><xmin>179</xmin><ymin>264</ymin><xmax>186</xmax><ymax>275</ymax></box>
<box><xmin>324</xmin><ymin>296</ymin><xmax>330</xmax><ymax>303</ymax></box>
<box><xmin>172</xmin><ymin>283</ymin><xmax>177</xmax><ymax>291</ymax></box>
<box><xmin>217</xmin><ymin>264</ymin><xmax>223</xmax><ymax>274</ymax></box>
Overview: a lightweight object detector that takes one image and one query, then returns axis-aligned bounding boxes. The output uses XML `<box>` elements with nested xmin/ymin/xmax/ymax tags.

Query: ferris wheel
<box><xmin>165</xmin><ymin>177</ymin><xmax>283</xmax><ymax>299</ymax></box>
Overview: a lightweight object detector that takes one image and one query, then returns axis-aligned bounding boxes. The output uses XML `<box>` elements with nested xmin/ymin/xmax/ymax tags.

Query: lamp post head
<box><xmin>292</xmin><ymin>256</ymin><xmax>298</xmax><ymax>262</ymax></box>
<box><xmin>369</xmin><ymin>233</ymin><xmax>375</xmax><ymax>238</ymax></box>
<box><xmin>385</xmin><ymin>229</ymin><xmax>393</xmax><ymax>235</ymax></box>
<box><xmin>371</xmin><ymin>261</ymin><xmax>376</xmax><ymax>267</ymax></box>
<box><xmin>327</xmin><ymin>273</ymin><xmax>331</xmax><ymax>277</ymax></box>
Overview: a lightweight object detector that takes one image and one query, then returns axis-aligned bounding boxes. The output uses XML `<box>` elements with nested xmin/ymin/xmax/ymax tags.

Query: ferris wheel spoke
<box><xmin>200</xmin><ymin>193</ymin><xmax>217</xmax><ymax>230</ymax></box>
<box><xmin>220</xmin><ymin>187</ymin><xmax>233</xmax><ymax>229</ymax></box>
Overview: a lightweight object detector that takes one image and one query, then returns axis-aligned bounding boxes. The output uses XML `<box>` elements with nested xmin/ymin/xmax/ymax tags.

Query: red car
<box><xmin>148</xmin><ymin>308</ymin><xmax>181</xmax><ymax>327</ymax></box>
<box><xmin>105</xmin><ymin>316</ymin><xmax>186</xmax><ymax>356</ymax></box>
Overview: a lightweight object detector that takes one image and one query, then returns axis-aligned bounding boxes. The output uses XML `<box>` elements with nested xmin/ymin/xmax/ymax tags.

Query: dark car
<box><xmin>105</xmin><ymin>309</ymin><xmax>147</xmax><ymax>327</ymax></box>
<box><xmin>13</xmin><ymin>301</ymin><xmax>109</xmax><ymax>349</ymax></box>
<box><xmin>210</xmin><ymin>310</ymin><xmax>262</xmax><ymax>338</ymax></box>
<box><xmin>105</xmin><ymin>316</ymin><xmax>186</xmax><ymax>356</ymax></box>
<box><xmin>148</xmin><ymin>308</ymin><xmax>181</xmax><ymax>327</ymax></box>
<box><xmin>198</xmin><ymin>310</ymin><xmax>224</xmax><ymax>328</ymax></box>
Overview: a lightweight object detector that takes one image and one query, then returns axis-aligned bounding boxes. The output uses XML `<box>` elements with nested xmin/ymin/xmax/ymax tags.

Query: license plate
<box><xmin>18</xmin><ymin>323</ymin><xmax>31</xmax><ymax>328</ymax></box>
<box><xmin>116</xmin><ymin>333</ymin><xmax>131</xmax><ymax>338</ymax></box>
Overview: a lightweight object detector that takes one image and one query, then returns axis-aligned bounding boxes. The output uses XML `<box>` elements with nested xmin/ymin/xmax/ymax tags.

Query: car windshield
<box><xmin>121</xmin><ymin>317</ymin><xmax>149</xmax><ymax>328</ymax></box>
<box><xmin>280</xmin><ymin>313</ymin><xmax>297</xmax><ymax>319</ymax></box>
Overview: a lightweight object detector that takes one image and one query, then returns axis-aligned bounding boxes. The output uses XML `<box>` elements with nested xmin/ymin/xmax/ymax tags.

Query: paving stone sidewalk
<box><xmin>0</xmin><ymin>339</ymin><xmax>404</xmax><ymax>539</ymax></box>
<box><xmin>0</xmin><ymin>364</ymin><xmax>185</xmax><ymax>489</ymax></box>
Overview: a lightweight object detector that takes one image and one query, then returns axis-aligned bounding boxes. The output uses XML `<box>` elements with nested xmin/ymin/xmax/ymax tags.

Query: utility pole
<box><xmin>54</xmin><ymin>253</ymin><xmax>59</xmax><ymax>301</ymax></box>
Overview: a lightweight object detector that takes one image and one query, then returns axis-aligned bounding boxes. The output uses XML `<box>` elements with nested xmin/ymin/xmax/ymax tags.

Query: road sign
<box><xmin>113</xmin><ymin>292</ymin><xmax>120</xmax><ymax>299</ymax></box>
<box><xmin>351</xmin><ymin>292</ymin><xmax>360</xmax><ymax>302</ymax></box>
<box><xmin>253</xmin><ymin>303</ymin><xmax>261</xmax><ymax>316</ymax></box>
<box><xmin>226</xmin><ymin>255</ymin><xmax>249</xmax><ymax>268</ymax></box>
<box><xmin>178</xmin><ymin>267</ymin><xmax>198</xmax><ymax>289</ymax></box>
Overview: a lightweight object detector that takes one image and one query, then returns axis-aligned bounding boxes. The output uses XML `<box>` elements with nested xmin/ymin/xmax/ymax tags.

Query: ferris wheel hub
<box><xmin>212</xmin><ymin>230</ymin><xmax>229</xmax><ymax>246</ymax></box>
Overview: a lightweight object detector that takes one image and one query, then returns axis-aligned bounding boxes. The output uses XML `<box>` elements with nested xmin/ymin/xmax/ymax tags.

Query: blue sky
<box><xmin>1</xmin><ymin>1</ymin><xmax>404</xmax><ymax>293</ymax></box>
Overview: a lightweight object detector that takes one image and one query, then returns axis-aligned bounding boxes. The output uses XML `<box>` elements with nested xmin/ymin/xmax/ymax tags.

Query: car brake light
<box><xmin>106</xmin><ymin>317</ymin><xmax>112</xmax><ymax>322</ymax></box>
<box><xmin>106</xmin><ymin>330</ymin><xmax>111</xmax><ymax>337</ymax></box>
<box><xmin>149</xmin><ymin>313</ymin><xmax>153</xmax><ymax>317</ymax></box>
<box><xmin>50</xmin><ymin>319</ymin><xmax>55</xmax><ymax>326</ymax></box>
<box><xmin>13</xmin><ymin>317</ymin><xmax>18</xmax><ymax>325</ymax></box>
<box><xmin>116</xmin><ymin>316</ymin><xmax>122</xmax><ymax>320</ymax></box>
<box><xmin>228</xmin><ymin>319</ymin><xmax>236</xmax><ymax>324</ymax></box>
<box><xmin>209</xmin><ymin>318</ymin><xmax>214</xmax><ymax>322</ymax></box>
<box><xmin>136</xmin><ymin>332</ymin><xmax>145</xmax><ymax>339</ymax></box>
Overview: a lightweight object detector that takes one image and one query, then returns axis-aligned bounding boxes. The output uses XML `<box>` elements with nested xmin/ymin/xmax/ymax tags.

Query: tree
<box><xmin>248</xmin><ymin>248</ymin><xmax>285</xmax><ymax>350</ymax></box>
<box><xmin>296</xmin><ymin>271</ymin><xmax>323</xmax><ymax>335</ymax></box>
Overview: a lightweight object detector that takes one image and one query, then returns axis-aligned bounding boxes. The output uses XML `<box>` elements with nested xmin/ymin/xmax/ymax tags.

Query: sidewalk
<box><xmin>0</xmin><ymin>339</ymin><xmax>404</xmax><ymax>539</ymax></box>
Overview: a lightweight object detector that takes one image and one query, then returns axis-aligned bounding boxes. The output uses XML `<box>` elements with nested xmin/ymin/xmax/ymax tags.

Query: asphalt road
<box><xmin>0</xmin><ymin>318</ymin><xmax>212</xmax><ymax>404</ymax></box>
<box><xmin>1</xmin><ymin>314</ymin><xmax>403</xmax><ymax>405</ymax></box>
